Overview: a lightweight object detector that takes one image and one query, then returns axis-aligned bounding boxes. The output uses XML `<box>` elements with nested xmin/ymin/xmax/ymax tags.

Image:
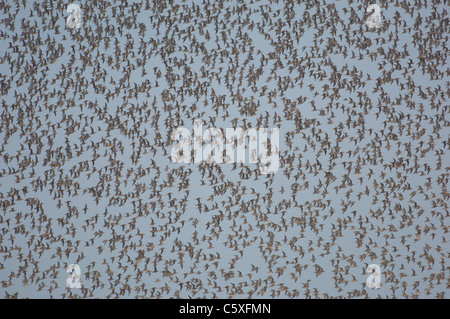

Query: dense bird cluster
<box><xmin>0</xmin><ymin>0</ymin><xmax>448</xmax><ymax>299</ymax></box>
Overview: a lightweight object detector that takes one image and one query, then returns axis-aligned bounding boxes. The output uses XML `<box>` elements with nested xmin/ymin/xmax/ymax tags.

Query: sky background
<box><xmin>0</xmin><ymin>0</ymin><xmax>448</xmax><ymax>298</ymax></box>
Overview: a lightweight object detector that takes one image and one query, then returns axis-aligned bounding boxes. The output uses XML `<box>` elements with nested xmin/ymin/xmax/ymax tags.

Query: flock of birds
<box><xmin>0</xmin><ymin>0</ymin><xmax>448</xmax><ymax>299</ymax></box>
